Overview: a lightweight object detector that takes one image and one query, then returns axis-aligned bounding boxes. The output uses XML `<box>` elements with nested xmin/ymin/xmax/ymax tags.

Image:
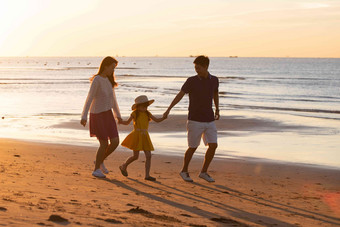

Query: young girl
<box><xmin>81</xmin><ymin>56</ymin><xmax>122</xmax><ymax>178</ymax></box>
<box><xmin>119</xmin><ymin>95</ymin><xmax>166</xmax><ymax>181</ymax></box>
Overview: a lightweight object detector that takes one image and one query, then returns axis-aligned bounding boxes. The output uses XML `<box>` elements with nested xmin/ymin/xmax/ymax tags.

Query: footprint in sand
<box><xmin>48</xmin><ymin>214</ymin><xmax>69</xmax><ymax>224</ymax></box>
<box><xmin>180</xmin><ymin>213</ymin><xmax>192</xmax><ymax>217</ymax></box>
<box><xmin>104</xmin><ymin>219</ymin><xmax>123</xmax><ymax>224</ymax></box>
<box><xmin>211</xmin><ymin>217</ymin><xmax>248</xmax><ymax>226</ymax></box>
<box><xmin>128</xmin><ymin>207</ymin><xmax>180</xmax><ymax>223</ymax></box>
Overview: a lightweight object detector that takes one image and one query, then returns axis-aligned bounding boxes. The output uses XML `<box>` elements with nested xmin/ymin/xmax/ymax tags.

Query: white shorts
<box><xmin>187</xmin><ymin>120</ymin><xmax>217</xmax><ymax>148</ymax></box>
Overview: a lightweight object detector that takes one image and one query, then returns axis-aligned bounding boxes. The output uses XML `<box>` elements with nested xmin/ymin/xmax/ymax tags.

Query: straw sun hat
<box><xmin>131</xmin><ymin>95</ymin><xmax>154</xmax><ymax>110</ymax></box>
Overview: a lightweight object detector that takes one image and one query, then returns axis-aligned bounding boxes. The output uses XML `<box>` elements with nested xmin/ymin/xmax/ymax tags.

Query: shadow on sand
<box><xmin>99</xmin><ymin>177</ymin><xmax>322</xmax><ymax>226</ymax></box>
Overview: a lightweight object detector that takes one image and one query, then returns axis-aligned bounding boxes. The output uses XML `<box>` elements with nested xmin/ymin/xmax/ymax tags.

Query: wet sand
<box><xmin>0</xmin><ymin>138</ymin><xmax>339</xmax><ymax>226</ymax></box>
<box><xmin>53</xmin><ymin>115</ymin><xmax>317</xmax><ymax>134</ymax></box>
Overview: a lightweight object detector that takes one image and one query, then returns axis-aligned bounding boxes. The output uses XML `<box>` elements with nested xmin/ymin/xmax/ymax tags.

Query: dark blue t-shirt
<box><xmin>181</xmin><ymin>74</ymin><xmax>219</xmax><ymax>122</ymax></box>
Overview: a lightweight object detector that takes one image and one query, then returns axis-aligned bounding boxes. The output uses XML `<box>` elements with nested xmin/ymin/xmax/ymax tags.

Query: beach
<box><xmin>1</xmin><ymin>56</ymin><xmax>340</xmax><ymax>226</ymax></box>
<box><xmin>1</xmin><ymin>137</ymin><xmax>340</xmax><ymax>226</ymax></box>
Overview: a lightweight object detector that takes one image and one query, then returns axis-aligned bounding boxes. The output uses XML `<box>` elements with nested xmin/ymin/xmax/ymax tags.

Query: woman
<box><xmin>81</xmin><ymin>56</ymin><xmax>122</xmax><ymax>178</ymax></box>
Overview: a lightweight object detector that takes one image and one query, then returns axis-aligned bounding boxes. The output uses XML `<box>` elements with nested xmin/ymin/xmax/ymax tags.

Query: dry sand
<box><xmin>1</xmin><ymin>138</ymin><xmax>340</xmax><ymax>226</ymax></box>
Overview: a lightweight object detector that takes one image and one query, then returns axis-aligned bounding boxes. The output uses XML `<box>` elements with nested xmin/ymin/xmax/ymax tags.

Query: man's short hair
<box><xmin>193</xmin><ymin>55</ymin><xmax>209</xmax><ymax>67</ymax></box>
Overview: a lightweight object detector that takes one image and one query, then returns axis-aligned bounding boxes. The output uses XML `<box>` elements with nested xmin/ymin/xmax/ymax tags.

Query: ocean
<box><xmin>0</xmin><ymin>57</ymin><xmax>339</xmax><ymax>168</ymax></box>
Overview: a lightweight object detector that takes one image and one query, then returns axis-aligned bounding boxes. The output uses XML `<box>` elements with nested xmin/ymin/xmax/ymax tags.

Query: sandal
<box><xmin>119</xmin><ymin>165</ymin><xmax>128</xmax><ymax>177</ymax></box>
<box><xmin>145</xmin><ymin>176</ymin><xmax>156</xmax><ymax>181</ymax></box>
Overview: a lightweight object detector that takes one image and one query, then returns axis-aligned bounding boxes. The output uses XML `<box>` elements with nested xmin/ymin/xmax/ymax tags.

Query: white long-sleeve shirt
<box><xmin>81</xmin><ymin>75</ymin><xmax>121</xmax><ymax>121</ymax></box>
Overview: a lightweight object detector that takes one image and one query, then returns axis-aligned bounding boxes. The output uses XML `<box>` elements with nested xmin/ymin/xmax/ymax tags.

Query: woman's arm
<box><xmin>80</xmin><ymin>78</ymin><xmax>99</xmax><ymax>126</ymax></box>
<box><xmin>112</xmin><ymin>88</ymin><xmax>122</xmax><ymax>119</ymax></box>
<box><xmin>119</xmin><ymin>115</ymin><xmax>133</xmax><ymax>125</ymax></box>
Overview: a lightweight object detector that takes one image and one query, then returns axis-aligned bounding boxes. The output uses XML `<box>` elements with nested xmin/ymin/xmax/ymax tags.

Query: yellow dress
<box><xmin>121</xmin><ymin>111</ymin><xmax>154</xmax><ymax>151</ymax></box>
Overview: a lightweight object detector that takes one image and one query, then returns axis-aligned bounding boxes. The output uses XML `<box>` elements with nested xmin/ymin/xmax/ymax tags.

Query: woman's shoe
<box><xmin>94</xmin><ymin>161</ymin><xmax>109</xmax><ymax>174</ymax></box>
<box><xmin>100</xmin><ymin>162</ymin><xmax>109</xmax><ymax>174</ymax></box>
<box><xmin>92</xmin><ymin>169</ymin><xmax>106</xmax><ymax>178</ymax></box>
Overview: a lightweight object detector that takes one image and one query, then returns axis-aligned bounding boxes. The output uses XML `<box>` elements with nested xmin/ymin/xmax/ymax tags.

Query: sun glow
<box><xmin>0</xmin><ymin>0</ymin><xmax>340</xmax><ymax>57</ymax></box>
<box><xmin>0</xmin><ymin>1</ymin><xmax>41</xmax><ymax>52</ymax></box>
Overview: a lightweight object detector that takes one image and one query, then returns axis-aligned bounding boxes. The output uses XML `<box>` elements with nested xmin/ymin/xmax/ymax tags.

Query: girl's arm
<box><xmin>150</xmin><ymin>113</ymin><xmax>166</xmax><ymax>123</ymax></box>
<box><xmin>119</xmin><ymin>115</ymin><xmax>133</xmax><ymax>125</ymax></box>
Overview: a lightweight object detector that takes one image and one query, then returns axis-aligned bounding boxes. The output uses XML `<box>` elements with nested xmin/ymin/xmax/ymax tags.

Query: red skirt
<box><xmin>89</xmin><ymin>110</ymin><xmax>118</xmax><ymax>140</ymax></box>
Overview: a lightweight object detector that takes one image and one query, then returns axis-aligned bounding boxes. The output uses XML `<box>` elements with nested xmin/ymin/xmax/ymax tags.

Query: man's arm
<box><xmin>214</xmin><ymin>91</ymin><xmax>220</xmax><ymax>120</ymax></box>
<box><xmin>163</xmin><ymin>91</ymin><xmax>185</xmax><ymax>118</ymax></box>
<box><xmin>150</xmin><ymin>113</ymin><xmax>166</xmax><ymax>123</ymax></box>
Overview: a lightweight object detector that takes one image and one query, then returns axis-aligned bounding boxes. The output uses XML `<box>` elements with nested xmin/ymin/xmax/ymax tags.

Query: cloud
<box><xmin>299</xmin><ymin>3</ymin><xmax>330</xmax><ymax>9</ymax></box>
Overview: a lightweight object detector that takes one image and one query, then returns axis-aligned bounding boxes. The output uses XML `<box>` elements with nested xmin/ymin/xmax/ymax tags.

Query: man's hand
<box><xmin>163</xmin><ymin>110</ymin><xmax>170</xmax><ymax>119</ymax></box>
<box><xmin>214</xmin><ymin>109</ymin><xmax>220</xmax><ymax>120</ymax></box>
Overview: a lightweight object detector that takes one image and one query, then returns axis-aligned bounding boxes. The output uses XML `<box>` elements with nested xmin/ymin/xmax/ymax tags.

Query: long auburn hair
<box><xmin>90</xmin><ymin>56</ymin><xmax>118</xmax><ymax>87</ymax></box>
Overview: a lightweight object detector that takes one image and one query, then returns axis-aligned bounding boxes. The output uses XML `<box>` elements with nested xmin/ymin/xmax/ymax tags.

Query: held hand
<box><xmin>214</xmin><ymin>110</ymin><xmax>220</xmax><ymax>120</ymax></box>
<box><xmin>163</xmin><ymin>110</ymin><xmax>170</xmax><ymax>119</ymax></box>
<box><xmin>117</xmin><ymin>117</ymin><xmax>123</xmax><ymax>124</ymax></box>
<box><xmin>80</xmin><ymin>119</ymin><xmax>87</xmax><ymax>127</ymax></box>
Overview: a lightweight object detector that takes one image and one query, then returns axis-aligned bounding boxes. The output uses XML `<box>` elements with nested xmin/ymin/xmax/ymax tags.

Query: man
<box><xmin>164</xmin><ymin>55</ymin><xmax>219</xmax><ymax>182</ymax></box>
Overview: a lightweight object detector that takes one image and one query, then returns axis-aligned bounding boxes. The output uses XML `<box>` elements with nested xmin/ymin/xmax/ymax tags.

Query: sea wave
<box><xmin>0</xmin><ymin>81</ymin><xmax>89</xmax><ymax>85</ymax></box>
<box><xmin>255</xmin><ymin>77</ymin><xmax>339</xmax><ymax>81</ymax></box>
<box><xmin>117</xmin><ymin>74</ymin><xmax>246</xmax><ymax>80</ymax></box>
<box><xmin>34</xmin><ymin>113</ymin><xmax>80</xmax><ymax>116</ymax></box>
<box><xmin>118</xmin><ymin>74</ymin><xmax>187</xmax><ymax>78</ymax></box>
<box><xmin>0</xmin><ymin>66</ymin><xmax>140</xmax><ymax>71</ymax></box>
<box><xmin>228</xmin><ymin>104</ymin><xmax>340</xmax><ymax>114</ymax></box>
<box><xmin>0</xmin><ymin>78</ymin><xmax>88</xmax><ymax>85</ymax></box>
<box><xmin>0</xmin><ymin>78</ymin><xmax>88</xmax><ymax>80</ymax></box>
<box><xmin>52</xmin><ymin>66</ymin><xmax>141</xmax><ymax>70</ymax></box>
<box><xmin>219</xmin><ymin>76</ymin><xmax>246</xmax><ymax>80</ymax></box>
<box><xmin>121</xmin><ymin>84</ymin><xmax>159</xmax><ymax>90</ymax></box>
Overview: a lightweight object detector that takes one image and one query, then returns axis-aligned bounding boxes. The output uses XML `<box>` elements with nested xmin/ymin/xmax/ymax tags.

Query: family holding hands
<box><xmin>81</xmin><ymin>55</ymin><xmax>219</xmax><ymax>183</ymax></box>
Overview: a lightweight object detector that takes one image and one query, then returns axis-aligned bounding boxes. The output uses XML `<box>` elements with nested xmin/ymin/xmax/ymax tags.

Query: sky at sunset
<box><xmin>0</xmin><ymin>0</ymin><xmax>339</xmax><ymax>57</ymax></box>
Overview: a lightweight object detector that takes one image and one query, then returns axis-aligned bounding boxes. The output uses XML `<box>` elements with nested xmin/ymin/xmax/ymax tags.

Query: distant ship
<box><xmin>189</xmin><ymin>55</ymin><xmax>239</xmax><ymax>58</ymax></box>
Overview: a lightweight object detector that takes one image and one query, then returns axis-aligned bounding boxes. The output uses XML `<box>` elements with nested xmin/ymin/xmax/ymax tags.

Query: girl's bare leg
<box><xmin>144</xmin><ymin>150</ymin><xmax>151</xmax><ymax>178</ymax></box>
<box><xmin>121</xmin><ymin>150</ymin><xmax>139</xmax><ymax>171</ymax></box>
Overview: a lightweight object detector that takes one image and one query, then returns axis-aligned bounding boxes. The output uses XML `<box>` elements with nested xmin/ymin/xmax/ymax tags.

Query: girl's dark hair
<box><xmin>91</xmin><ymin>56</ymin><xmax>118</xmax><ymax>87</ymax></box>
<box><xmin>134</xmin><ymin>103</ymin><xmax>151</xmax><ymax>121</ymax></box>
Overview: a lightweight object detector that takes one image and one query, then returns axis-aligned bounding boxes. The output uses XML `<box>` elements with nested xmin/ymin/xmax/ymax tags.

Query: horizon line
<box><xmin>0</xmin><ymin>55</ymin><xmax>339</xmax><ymax>59</ymax></box>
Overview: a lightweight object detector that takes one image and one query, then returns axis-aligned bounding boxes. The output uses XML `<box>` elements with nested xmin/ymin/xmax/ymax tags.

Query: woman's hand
<box><xmin>80</xmin><ymin>119</ymin><xmax>87</xmax><ymax>127</ymax></box>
